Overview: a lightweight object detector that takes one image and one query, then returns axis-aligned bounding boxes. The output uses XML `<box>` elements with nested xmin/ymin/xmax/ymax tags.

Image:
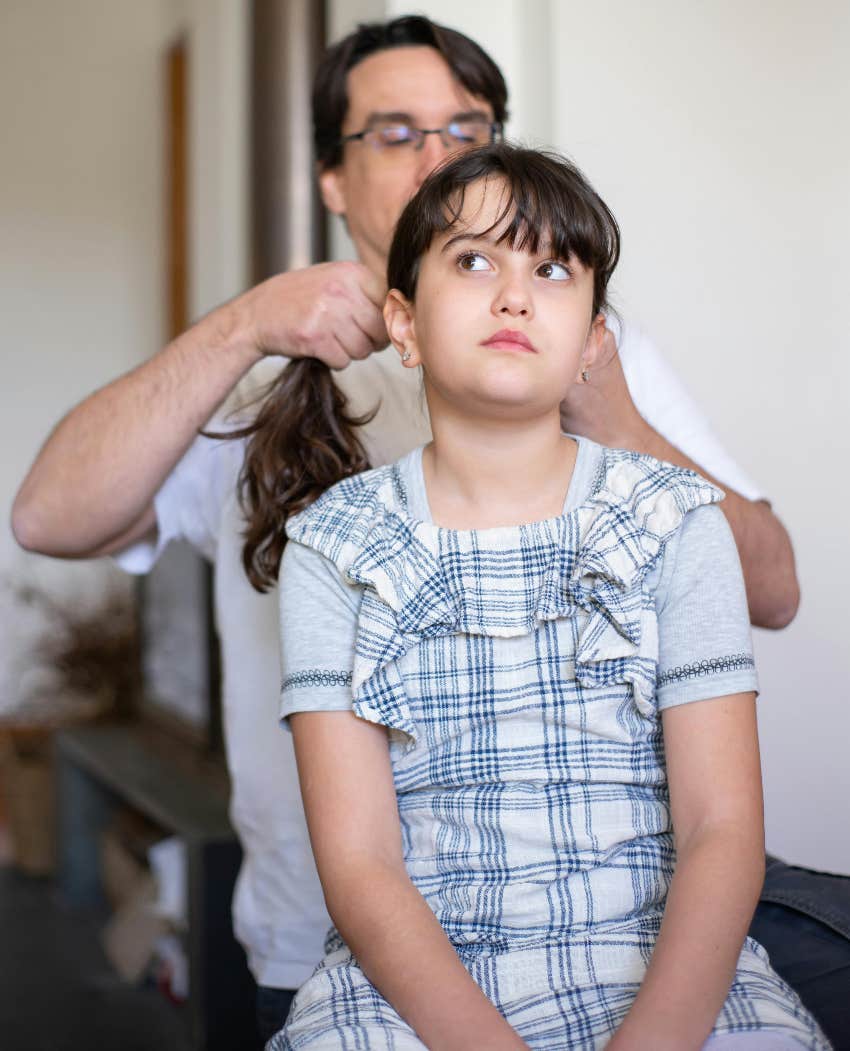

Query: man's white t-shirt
<box><xmin>116</xmin><ymin>321</ymin><xmax>763</xmax><ymax>989</ymax></box>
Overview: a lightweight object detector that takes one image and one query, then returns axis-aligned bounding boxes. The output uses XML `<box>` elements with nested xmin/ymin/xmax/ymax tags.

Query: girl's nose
<box><xmin>492</xmin><ymin>276</ymin><xmax>533</xmax><ymax>318</ymax></box>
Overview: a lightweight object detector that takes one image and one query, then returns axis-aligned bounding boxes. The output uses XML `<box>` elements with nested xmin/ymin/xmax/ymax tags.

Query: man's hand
<box><xmin>560</xmin><ymin>325</ymin><xmax>799</xmax><ymax>628</ymax></box>
<box><xmin>244</xmin><ymin>261</ymin><xmax>389</xmax><ymax>369</ymax></box>
<box><xmin>559</xmin><ymin>325</ymin><xmax>648</xmax><ymax>447</ymax></box>
<box><xmin>558</xmin><ymin>323</ymin><xmax>647</xmax><ymax>447</ymax></box>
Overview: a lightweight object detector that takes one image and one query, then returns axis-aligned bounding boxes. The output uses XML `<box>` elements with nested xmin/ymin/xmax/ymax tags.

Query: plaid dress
<box><xmin>271</xmin><ymin>446</ymin><xmax>828</xmax><ymax>1050</ymax></box>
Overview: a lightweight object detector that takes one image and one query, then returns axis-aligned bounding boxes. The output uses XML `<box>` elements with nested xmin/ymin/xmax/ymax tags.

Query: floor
<box><xmin>0</xmin><ymin>862</ymin><xmax>192</xmax><ymax>1051</ymax></box>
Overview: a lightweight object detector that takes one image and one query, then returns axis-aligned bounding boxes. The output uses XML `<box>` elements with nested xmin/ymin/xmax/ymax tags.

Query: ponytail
<box><xmin>213</xmin><ymin>358</ymin><xmax>375</xmax><ymax>593</ymax></box>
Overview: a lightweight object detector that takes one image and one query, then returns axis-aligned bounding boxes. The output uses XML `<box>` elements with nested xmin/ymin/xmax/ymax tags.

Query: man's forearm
<box><xmin>623</xmin><ymin>421</ymin><xmax>799</xmax><ymax>629</ymax></box>
<box><xmin>12</xmin><ymin>298</ymin><xmax>260</xmax><ymax>558</ymax></box>
<box><xmin>13</xmin><ymin>260</ymin><xmax>389</xmax><ymax>561</ymax></box>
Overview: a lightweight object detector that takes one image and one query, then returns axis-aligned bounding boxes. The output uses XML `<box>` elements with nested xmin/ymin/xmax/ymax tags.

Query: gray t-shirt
<box><xmin>278</xmin><ymin>437</ymin><xmax>758</xmax><ymax>722</ymax></box>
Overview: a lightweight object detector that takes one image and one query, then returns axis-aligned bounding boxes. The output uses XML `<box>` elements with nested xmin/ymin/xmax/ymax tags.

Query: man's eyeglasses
<box><xmin>342</xmin><ymin>119</ymin><xmax>503</xmax><ymax>153</ymax></box>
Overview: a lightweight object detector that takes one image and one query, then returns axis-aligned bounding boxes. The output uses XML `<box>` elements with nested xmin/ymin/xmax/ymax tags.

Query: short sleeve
<box><xmin>278</xmin><ymin>539</ymin><xmax>362</xmax><ymax>722</ymax></box>
<box><xmin>653</xmin><ymin>503</ymin><xmax>759</xmax><ymax>709</ymax></box>
<box><xmin>611</xmin><ymin>317</ymin><xmax>765</xmax><ymax>502</ymax></box>
<box><xmin>112</xmin><ymin>431</ymin><xmax>244</xmax><ymax>573</ymax></box>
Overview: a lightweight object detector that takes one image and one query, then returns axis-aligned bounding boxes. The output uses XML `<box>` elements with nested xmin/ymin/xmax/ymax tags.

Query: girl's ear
<box><xmin>383</xmin><ymin>290</ymin><xmax>420</xmax><ymax>367</ymax></box>
<box><xmin>576</xmin><ymin>313</ymin><xmax>608</xmax><ymax>383</ymax></box>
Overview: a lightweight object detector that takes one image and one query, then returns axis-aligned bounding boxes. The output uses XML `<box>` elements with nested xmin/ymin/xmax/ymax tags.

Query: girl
<box><xmin>269</xmin><ymin>146</ymin><xmax>828</xmax><ymax>1050</ymax></box>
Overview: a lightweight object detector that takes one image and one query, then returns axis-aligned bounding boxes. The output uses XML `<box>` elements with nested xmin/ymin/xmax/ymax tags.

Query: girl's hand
<box><xmin>605</xmin><ymin>692</ymin><xmax>763</xmax><ymax>1051</ymax></box>
<box><xmin>290</xmin><ymin>708</ymin><xmax>530</xmax><ymax>1051</ymax></box>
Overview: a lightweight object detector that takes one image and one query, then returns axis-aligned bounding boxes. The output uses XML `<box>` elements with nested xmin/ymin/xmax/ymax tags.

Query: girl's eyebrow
<box><xmin>439</xmin><ymin>231</ymin><xmax>494</xmax><ymax>254</ymax></box>
<box><xmin>440</xmin><ymin>231</ymin><xmax>555</xmax><ymax>255</ymax></box>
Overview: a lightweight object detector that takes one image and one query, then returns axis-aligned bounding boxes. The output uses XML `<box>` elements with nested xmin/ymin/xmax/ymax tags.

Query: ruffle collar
<box><xmin>286</xmin><ymin>443</ymin><xmax>723</xmax><ymax>744</ymax></box>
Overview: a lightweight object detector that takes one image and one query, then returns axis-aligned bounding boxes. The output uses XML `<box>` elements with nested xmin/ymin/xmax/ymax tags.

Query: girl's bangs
<box><xmin>388</xmin><ymin>145</ymin><xmax>620</xmax><ymax>308</ymax></box>
<box><xmin>436</xmin><ymin>164</ymin><xmax>617</xmax><ymax>273</ymax></box>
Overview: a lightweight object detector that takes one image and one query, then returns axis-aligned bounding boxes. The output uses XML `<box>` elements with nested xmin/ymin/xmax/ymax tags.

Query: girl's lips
<box><xmin>481</xmin><ymin>329</ymin><xmax>537</xmax><ymax>353</ymax></box>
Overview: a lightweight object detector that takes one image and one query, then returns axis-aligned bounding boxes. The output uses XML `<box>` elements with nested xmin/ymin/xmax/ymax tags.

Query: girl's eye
<box><xmin>457</xmin><ymin>252</ymin><xmax>492</xmax><ymax>272</ymax></box>
<box><xmin>537</xmin><ymin>260</ymin><xmax>571</xmax><ymax>281</ymax></box>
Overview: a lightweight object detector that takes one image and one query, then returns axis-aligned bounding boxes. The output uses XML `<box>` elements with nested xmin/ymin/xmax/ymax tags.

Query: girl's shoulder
<box><xmin>284</xmin><ymin>454</ymin><xmax>412</xmax><ymax>562</ymax></box>
<box><xmin>284</xmin><ymin>440</ymin><xmax>723</xmax><ymax>578</ymax></box>
<box><xmin>589</xmin><ymin>442</ymin><xmax>724</xmax><ymax>539</ymax></box>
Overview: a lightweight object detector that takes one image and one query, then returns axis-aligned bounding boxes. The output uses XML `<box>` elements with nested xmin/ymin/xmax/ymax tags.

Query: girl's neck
<box><xmin>422</xmin><ymin>408</ymin><xmax>578</xmax><ymax>530</ymax></box>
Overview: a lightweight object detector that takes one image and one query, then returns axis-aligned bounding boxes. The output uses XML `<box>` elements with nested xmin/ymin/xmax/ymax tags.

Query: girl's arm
<box><xmin>606</xmin><ymin>691</ymin><xmax>764</xmax><ymax>1051</ymax></box>
<box><xmin>291</xmin><ymin>709</ymin><xmax>529</xmax><ymax>1051</ymax></box>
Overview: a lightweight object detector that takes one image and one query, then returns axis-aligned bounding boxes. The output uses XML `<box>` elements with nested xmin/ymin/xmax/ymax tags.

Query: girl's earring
<box><xmin>581</xmin><ymin>368</ymin><xmax>590</xmax><ymax>383</ymax></box>
<box><xmin>401</xmin><ymin>350</ymin><xmax>412</xmax><ymax>363</ymax></box>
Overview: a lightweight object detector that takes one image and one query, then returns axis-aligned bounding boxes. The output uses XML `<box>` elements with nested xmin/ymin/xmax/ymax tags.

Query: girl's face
<box><xmin>385</xmin><ymin>176</ymin><xmax>605</xmax><ymax>422</ymax></box>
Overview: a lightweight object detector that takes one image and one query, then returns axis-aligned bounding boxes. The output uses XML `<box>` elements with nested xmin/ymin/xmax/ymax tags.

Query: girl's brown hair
<box><xmin>388</xmin><ymin>144</ymin><xmax>620</xmax><ymax>316</ymax></box>
<box><xmin>218</xmin><ymin>360</ymin><xmax>374</xmax><ymax>593</ymax></box>
<box><xmin>235</xmin><ymin>143</ymin><xmax>619</xmax><ymax>593</ymax></box>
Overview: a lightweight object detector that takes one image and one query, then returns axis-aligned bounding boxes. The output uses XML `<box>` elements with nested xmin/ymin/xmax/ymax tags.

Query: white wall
<box><xmin>332</xmin><ymin>0</ymin><xmax>850</xmax><ymax>872</ymax></box>
<box><xmin>544</xmin><ymin>0</ymin><xmax>850</xmax><ymax>874</ymax></box>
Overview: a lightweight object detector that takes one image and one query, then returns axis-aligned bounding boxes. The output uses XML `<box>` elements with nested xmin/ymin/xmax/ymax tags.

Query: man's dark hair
<box><xmin>312</xmin><ymin>15</ymin><xmax>509</xmax><ymax>171</ymax></box>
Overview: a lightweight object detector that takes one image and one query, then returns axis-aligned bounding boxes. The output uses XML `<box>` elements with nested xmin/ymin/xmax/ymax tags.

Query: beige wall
<box><xmin>0</xmin><ymin>0</ymin><xmax>249</xmax><ymax>697</ymax></box>
<box><xmin>0</xmin><ymin>0</ymin><xmax>176</xmax><ymax>627</ymax></box>
<box><xmin>1</xmin><ymin>0</ymin><xmax>249</xmax><ymax>550</ymax></box>
<box><xmin>334</xmin><ymin>0</ymin><xmax>850</xmax><ymax>872</ymax></box>
<box><xmin>1</xmin><ymin>2</ymin><xmax>166</xmax><ymax>566</ymax></box>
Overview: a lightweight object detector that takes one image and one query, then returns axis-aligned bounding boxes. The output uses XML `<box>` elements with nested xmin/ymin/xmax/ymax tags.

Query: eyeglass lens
<box><xmin>369</xmin><ymin>120</ymin><xmax>496</xmax><ymax>150</ymax></box>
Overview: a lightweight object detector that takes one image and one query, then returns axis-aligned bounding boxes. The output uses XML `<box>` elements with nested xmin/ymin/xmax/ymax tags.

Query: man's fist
<box><xmin>560</xmin><ymin>325</ymin><xmax>647</xmax><ymax>448</ymax></box>
<box><xmin>242</xmin><ymin>261</ymin><xmax>389</xmax><ymax>369</ymax></box>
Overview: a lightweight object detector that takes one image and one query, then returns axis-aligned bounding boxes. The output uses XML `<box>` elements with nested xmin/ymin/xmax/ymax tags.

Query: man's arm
<box><xmin>11</xmin><ymin>262</ymin><xmax>387</xmax><ymax>559</ymax></box>
<box><xmin>561</xmin><ymin>332</ymin><xmax>799</xmax><ymax>629</ymax></box>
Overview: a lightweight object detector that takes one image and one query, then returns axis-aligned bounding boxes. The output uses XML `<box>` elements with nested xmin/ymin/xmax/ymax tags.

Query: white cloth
<box><xmin>115</xmin><ymin>321</ymin><xmax>765</xmax><ymax>989</ymax></box>
<box><xmin>610</xmin><ymin>315</ymin><xmax>763</xmax><ymax>502</ymax></box>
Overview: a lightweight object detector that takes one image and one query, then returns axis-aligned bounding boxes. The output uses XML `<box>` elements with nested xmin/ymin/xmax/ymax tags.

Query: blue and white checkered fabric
<box><xmin>272</xmin><ymin>447</ymin><xmax>829</xmax><ymax>1050</ymax></box>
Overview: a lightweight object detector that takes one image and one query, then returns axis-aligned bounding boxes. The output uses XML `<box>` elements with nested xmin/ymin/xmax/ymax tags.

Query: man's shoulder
<box><xmin>335</xmin><ymin>350</ymin><xmax>431</xmax><ymax>466</ymax></box>
<box><xmin>334</xmin><ymin>347</ymin><xmax>417</xmax><ymax>398</ymax></box>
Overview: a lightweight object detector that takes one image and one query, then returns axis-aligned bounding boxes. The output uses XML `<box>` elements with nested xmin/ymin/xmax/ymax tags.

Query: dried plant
<box><xmin>3</xmin><ymin>579</ymin><xmax>141</xmax><ymax>725</ymax></box>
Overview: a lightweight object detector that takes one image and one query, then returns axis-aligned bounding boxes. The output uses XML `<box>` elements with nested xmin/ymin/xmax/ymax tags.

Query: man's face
<box><xmin>319</xmin><ymin>46</ymin><xmax>495</xmax><ymax>279</ymax></box>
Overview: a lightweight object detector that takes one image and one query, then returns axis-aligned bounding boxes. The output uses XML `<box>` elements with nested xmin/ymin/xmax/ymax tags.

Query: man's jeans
<box><xmin>256</xmin><ymin>986</ymin><xmax>295</xmax><ymax>1047</ymax></box>
<box><xmin>749</xmin><ymin>855</ymin><xmax>850</xmax><ymax>1050</ymax></box>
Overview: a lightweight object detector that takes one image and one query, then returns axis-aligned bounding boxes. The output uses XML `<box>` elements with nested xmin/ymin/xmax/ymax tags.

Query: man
<box><xmin>14</xmin><ymin>15</ymin><xmax>837</xmax><ymax>1046</ymax></box>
